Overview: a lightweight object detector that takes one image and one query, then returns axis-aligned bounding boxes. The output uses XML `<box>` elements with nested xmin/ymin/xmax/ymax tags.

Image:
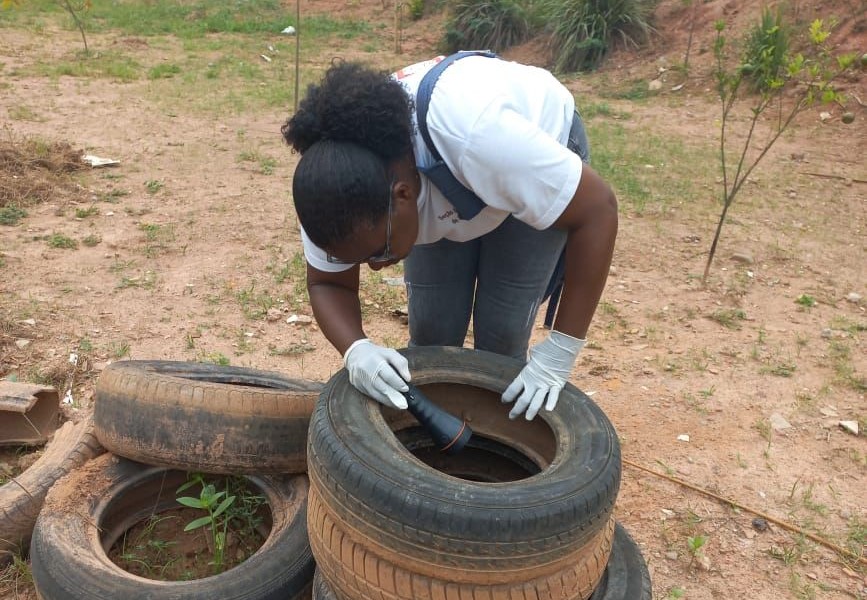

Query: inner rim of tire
<box><xmin>385</xmin><ymin>382</ymin><xmax>557</xmax><ymax>482</ymax></box>
<box><xmin>396</xmin><ymin>427</ymin><xmax>541</xmax><ymax>481</ymax></box>
<box><xmin>98</xmin><ymin>469</ymin><xmax>273</xmax><ymax>569</ymax></box>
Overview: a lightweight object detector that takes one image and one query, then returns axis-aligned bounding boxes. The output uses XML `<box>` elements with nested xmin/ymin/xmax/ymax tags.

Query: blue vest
<box><xmin>415</xmin><ymin>51</ymin><xmax>566</xmax><ymax>328</ymax></box>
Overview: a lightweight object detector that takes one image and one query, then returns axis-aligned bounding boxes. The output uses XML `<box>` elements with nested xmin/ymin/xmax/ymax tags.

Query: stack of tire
<box><xmin>27</xmin><ymin>361</ymin><xmax>322</xmax><ymax>600</ymax></box>
<box><xmin>307</xmin><ymin>347</ymin><xmax>651</xmax><ymax>600</ymax></box>
<box><xmin>12</xmin><ymin>348</ymin><xmax>649</xmax><ymax>599</ymax></box>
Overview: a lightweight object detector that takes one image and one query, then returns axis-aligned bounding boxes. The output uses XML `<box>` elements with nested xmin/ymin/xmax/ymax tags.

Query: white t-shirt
<box><xmin>302</xmin><ymin>55</ymin><xmax>583</xmax><ymax>272</ymax></box>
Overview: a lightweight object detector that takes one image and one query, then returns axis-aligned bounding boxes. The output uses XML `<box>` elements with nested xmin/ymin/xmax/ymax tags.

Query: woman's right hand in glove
<box><xmin>343</xmin><ymin>338</ymin><xmax>410</xmax><ymax>409</ymax></box>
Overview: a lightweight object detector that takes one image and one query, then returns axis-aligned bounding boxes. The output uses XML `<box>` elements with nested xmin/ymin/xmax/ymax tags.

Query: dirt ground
<box><xmin>1</xmin><ymin>0</ymin><xmax>865</xmax><ymax>598</ymax></box>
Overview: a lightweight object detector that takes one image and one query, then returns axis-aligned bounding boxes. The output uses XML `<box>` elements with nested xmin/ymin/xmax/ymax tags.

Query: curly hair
<box><xmin>282</xmin><ymin>61</ymin><xmax>415</xmax><ymax>248</ymax></box>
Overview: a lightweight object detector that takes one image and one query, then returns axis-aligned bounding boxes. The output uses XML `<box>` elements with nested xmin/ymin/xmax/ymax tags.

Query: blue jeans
<box><xmin>405</xmin><ymin>218</ymin><xmax>567</xmax><ymax>360</ymax></box>
<box><xmin>405</xmin><ymin>111</ymin><xmax>590</xmax><ymax>360</ymax></box>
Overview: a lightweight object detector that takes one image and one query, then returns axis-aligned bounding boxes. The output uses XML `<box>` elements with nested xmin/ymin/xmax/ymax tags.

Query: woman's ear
<box><xmin>393</xmin><ymin>173</ymin><xmax>419</xmax><ymax>206</ymax></box>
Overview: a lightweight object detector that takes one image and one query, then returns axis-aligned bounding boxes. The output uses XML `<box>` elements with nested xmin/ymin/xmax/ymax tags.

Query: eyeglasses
<box><xmin>326</xmin><ymin>180</ymin><xmax>395</xmax><ymax>265</ymax></box>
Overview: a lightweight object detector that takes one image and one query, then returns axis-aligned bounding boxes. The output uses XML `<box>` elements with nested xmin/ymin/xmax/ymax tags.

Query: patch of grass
<box><xmin>269</xmin><ymin>343</ymin><xmax>315</xmax><ymax>356</ymax></box>
<box><xmin>442</xmin><ymin>0</ymin><xmax>532</xmax><ymax>54</ymax></box>
<box><xmin>540</xmin><ymin>0</ymin><xmax>654</xmax><ymax>72</ymax></box>
<box><xmin>238</xmin><ymin>150</ymin><xmax>277</xmax><ymax>175</ymax></box>
<box><xmin>148</xmin><ymin>62</ymin><xmax>181</xmax><ymax>79</ymax></box>
<box><xmin>760</xmin><ymin>361</ymin><xmax>796</xmax><ymax>377</ymax></box>
<box><xmin>827</xmin><ymin>340</ymin><xmax>866</xmax><ymax>392</ymax></box>
<box><xmin>585</xmin><ymin>120</ymin><xmax>712</xmax><ymax>216</ymax></box>
<box><xmin>269</xmin><ymin>251</ymin><xmax>308</xmax><ymax>308</ymax></box>
<box><xmin>34</xmin><ymin>51</ymin><xmax>141</xmax><ymax>82</ymax></box>
<box><xmin>144</xmin><ymin>179</ymin><xmax>164</xmax><ymax>194</ymax></box>
<box><xmin>74</xmin><ymin>205</ymin><xmax>99</xmax><ymax>218</ymax></box>
<box><xmin>846</xmin><ymin>517</ymin><xmax>866</xmax><ymax>557</ymax></box>
<box><xmin>709</xmin><ymin>308</ymin><xmax>746</xmax><ymax>329</ymax></box>
<box><xmin>795</xmin><ymin>294</ymin><xmax>816</xmax><ymax>308</ymax></box>
<box><xmin>46</xmin><ymin>233</ymin><xmax>77</xmax><ymax>249</ymax></box>
<box><xmin>139</xmin><ymin>222</ymin><xmax>175</xmax><ymax>257</ymax></box>
<box><xmin>0</xmin><ymin>551</ymin><xmax>33</xmax><ymax>594</ymax></box>
<box><xmin>108</xmin><ymin>339</ymin><xmax>131</xmax><ymax>359</ymax></box>
<box><xmin>0</xmin><ymin>206</ymin><xmax>27</xmax><ymax>225</ymax></box>
<box><xmin>197</xmin><ymin>351</ymin><xmax>230</xmax><ymax>366</ymax></box>
<box><xmin>82</xmin><ymin>233</ymin><xmax>101</xmax><ymax>246</ymax></box>
<box><xmin>8</xmin><ymin>105</ymin><xmax>41</xmax><ymax>121</ymax></box>
<box><xmin>98</xmin><ymin>188</ymin><xmax>129</xmax><ymax>203</ymax></box>
<box><xmin>235</xmin><ymin>283</ymin><xmax>276</xmax><ymax>320</ymax></box>
<box><xmin>117</xmin><ymin>270</ymin><xmax>157</xmax><ymax>289</ymax></box>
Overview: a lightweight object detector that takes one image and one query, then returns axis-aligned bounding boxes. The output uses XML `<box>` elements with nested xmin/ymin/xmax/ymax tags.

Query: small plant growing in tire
<box><xmin>176</xmin><ymin>474</ymin><xmax>247</xmax><ymax>575</ymax></box>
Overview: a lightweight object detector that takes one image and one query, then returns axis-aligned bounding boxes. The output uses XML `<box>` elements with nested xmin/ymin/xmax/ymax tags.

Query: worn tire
<box><xmin>309</xmin><ymin>346</ymin><xmax>621</xmax><ymax>599</ymax></box>
<box><xmin>312</xmin><ymin>523</ymin><xmax>649</xmax><ymax>600</ymax></box>
<box><xmin>31</xmin><ymin>453</ymin><xmax>314</xmax><ymax>600</ymax></box>
<box><xmin>0</xmin><ymin>415</ymin><xmax>103</xmax><ymax>564</ymax></box>
<box><xmin>94</xmin><ymin>360</ymin><xmax>321</xmax><ymax>474</ymax></box>
<box><xmin>588</xmin><ymin>522</ymin><xmax>652</xmax><ymax>600</ymax></box>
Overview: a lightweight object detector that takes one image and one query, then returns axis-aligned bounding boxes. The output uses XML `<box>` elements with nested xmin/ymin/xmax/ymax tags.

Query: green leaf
<box><xmin>184</xmin><ymin>515</ymin><xmax>213</xmax><ymax>531</ymax></box>
<box><xmin>176</xmin><ymin>496</ymin><xmax>205</xmax><ymax>509</ymax></box>
<box><xmin>176</xmin><ymin>474</ymin><xmax>204</xmax><ymax>495</ymax></box>
<box><xmin>212</xmin><ymin>495</ymin><xmax>237</xmax><ymax>519</ymax></box>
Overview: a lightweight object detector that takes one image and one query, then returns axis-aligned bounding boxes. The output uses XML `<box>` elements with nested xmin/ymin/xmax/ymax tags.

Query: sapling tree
<box><xmin>702</xmin><ymin>12</ymin><xmax>857</xmax><ymax>284</ymax></box>
<box><xmin>1</xmin><ymin>0</ymin><xmax>92</xmax><ymax>52</ymax></box>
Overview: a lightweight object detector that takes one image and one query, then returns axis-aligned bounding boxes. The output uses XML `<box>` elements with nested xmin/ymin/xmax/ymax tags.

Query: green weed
<box><xmin>0</xmin><ymin>206</ymin><xmax>27</xmax><ymax>225</ymax></box>
<box><xmin>709</xmin><ymin>308</ymin><xmax>746</xmax><ymax>329</ymax></box>
<box><xmin>148</xmin><ymin>63</ymin><xmax>181</xmax><ymax>79</ymax></box>
<box><xmin>82</xmin><ymin>233</ymin><xmax>101</xmax><ymax>247</ymax></box>
<box><xmin>795</xmin><ymin>294</ymin><xmax>816</xmax><ymax>308</ymax></box>
<box><xmin>74</xmin><ymin>205</ymin><xmax>99</xmax><ymax>218</ymax></box>
<box><xmin>443</xmin><ymin>0</ymin><xmax>531</xmax><ymax>54</ymax></box>
<box><xmin>238</xmin><ymin>150</ymin><xmax>277</xmax><ymax>175</ymax></box>
<box><xmin>144</xmin><ymin>179</ymin><xmax>164</xmax><ymax>194</ymax></box>
<box><xmin>197</xmin><ymin>351</ymin><xmax>230</xmax><ymax>366</ymax></box>
<box><xmin>46</xmin><ymin>233</ymin><xmax>77</xmax><ymax>249</ymax></box>
<box><xmin>540</xmin><ymin>0</ymin><xmax>655</xmax><ymax>72</ymax></box>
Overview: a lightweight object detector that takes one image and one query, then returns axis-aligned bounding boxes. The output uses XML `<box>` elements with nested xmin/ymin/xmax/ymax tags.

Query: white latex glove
<box><xmin>502</xmin><ymin>331</ymin><xmax>586</xmax><ymax>421</ymax></box>
<box><xmin>343</xmin><ymin>338</ymin><xmax>411</xmax><ymax>409</ymax></box>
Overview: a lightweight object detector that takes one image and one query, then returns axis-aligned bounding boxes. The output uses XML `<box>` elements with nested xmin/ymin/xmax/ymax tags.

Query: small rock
<box><xmin>752</xmin><ymin>517</ymin><xmax>769</xmax><ymax>532</ymax></box>
<box><xmin>806</xmin><ymin>572</ymin><xmax>818</xmax><ymax>581</ymax></box>
<box><xmin>839</xmin><ymin>420</ymin><xmax>859</xmax><ymax>436</ymax></box>
<box><xmin>820</xmin><ymin>406</ymin><xmax>839</xmax><ymax>417</ymax></box>
<box><xmin>383</xmin><ymin>276</ymin><xmax>404</xmax><ymax>286</ymax></box>
<box><xmin>846</xmin><ymin>292</ymin><xmax>862</xmax><ymax>303</ymax></box>
<box><xmin>265</xmin><ymin>308</ymin><xmax>283</xmax><ymax>322</ymax></box>
<box><xmin>648</xmin><ymin>79</ymin><xmax>663</xmax><ymax>91</ymax></box>
<box><xmin>286</xmin><ymin>314</ymin><xmax>314</xmax><ymax>325</ymax></box>
<box><xmin>665</xmin><ymin>551</ymin><xmax>678</xmax><ymax>561</ymax></box>
<box><xmin>744</xmin><ymin>529</ymin><xmax>756</xmax><ymax>539</ymax></box>
<box><xmin>821</xmin><ymin>328</ymin><xmax>833</xmax><ymax>339</ymax></box>
<box><xmin>730</xmin><ymin>252</ymin><xmax>754</xmax><ymax>264</ymax></box>
<box><xmin>677</xmin><ymin>434</ymin><xmax>690</xmax><ymax>442</ymax></box>
<box><xmin>14</xmin><ymin>339</ymin><xmax>31</xmax><ymax>349</ymax></box>
<box><xmin>769</xmin><ymin>412</ymin><xmax>792</xmax><ymax>431</ymax></box>
<box><xmin>20</xmin><ymin>319</ymin><xmax>36</xmax><ymax>326</ymax></box>
<box><xmin>840</xmin><ymin>509</ymin><xmax>852</xmax><ymax>520</ymax></box>
<box><xmin>697</xmin><ymin>553</ymin><xmax>712</xmax><ymax>571</ymax></box>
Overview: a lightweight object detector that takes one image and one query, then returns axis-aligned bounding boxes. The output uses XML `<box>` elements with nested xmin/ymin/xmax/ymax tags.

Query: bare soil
<box><xmin>1</xmin><ymin>0</ymin><xmax>865</xmax><ymax>599</ymax></box>
<box><xmin>107</xmin><ymin>501</ymin><xmax>266</xmax><ymax>581</ymax></box>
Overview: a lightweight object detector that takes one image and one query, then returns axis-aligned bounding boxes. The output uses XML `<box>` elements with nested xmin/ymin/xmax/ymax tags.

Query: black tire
<box><xmin>0</xmin><ymin>415</ymin><xmax>103</xmax><ymax>564</ymax></box>
<box><xmin>94</xmin><ymin>360</ymin><xmax>322</xmax><ymax>474</ymax></box>
<box><xmin>589</xmin><ymin>523</ymin><xmax>652</xmax><ymax>600</ymax></box>
<box><xmin>30</xmin><ymin>453</ymin><xmax>315</xmax><ymax>600</ymax></box>
<box><xmin>308</xmin><ymin>346</ymin><xmax>621</xmax><ymax>596</ymax></box>
<box><xmin>313</xmin><ymin>523</ymin><xmax>650</xmax><ymax>600</ymax></box>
